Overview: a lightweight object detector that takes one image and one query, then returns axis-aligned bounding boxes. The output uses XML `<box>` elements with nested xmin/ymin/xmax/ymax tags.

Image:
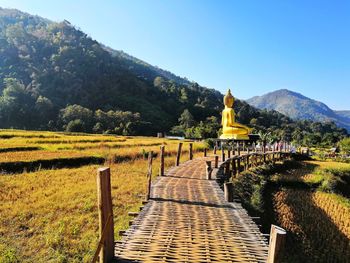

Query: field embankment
<box><xmin>233</xmin><ymin>159</ymin><xmax>350</xmax><ymax>262</ymax></box>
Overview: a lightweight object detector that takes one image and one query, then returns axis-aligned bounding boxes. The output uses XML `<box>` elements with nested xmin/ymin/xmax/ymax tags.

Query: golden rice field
<box><xmin>272</xmin><ymin>160</ymin><xmax>350</xmax><ymax>262</ymax></box>
<box><xmin>0</xmin><ymin>129</ymin><xmax>205</xmax><ymax>263</ymax></box>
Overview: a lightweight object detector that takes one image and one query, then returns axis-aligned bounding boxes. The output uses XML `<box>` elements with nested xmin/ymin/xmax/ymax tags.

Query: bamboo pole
<box><xmin>92</xmin><ymin>214</ymin><xmax>113</xmax><ymax>263</ymax></box>
<box><xmin>159</xmin><ymin>145</ymin><xmax>165</xmax><ymax>176</ymax></box>
<box><xmin>225</xmin><ymin>161</ymin><xmax>230</xmax><ymax>177</ymax></box>
<box><xmin>214</xmin><ymin>155</ymin><xmax>219</xmax><ymax>168</ymax></box>
<box><xmin>205</xmin><ymin>161</ymin><xmax>212</xmax><ymax>180</ymax></box>
<box><xmin>146</xmin><ymin>151</ymin><xmax>153</xmax><ymax>200</ymax></box>
<box><xmin>176</xmin><ymin>142</ymin><xmax>182</xmax><ymax>166</ymax></box>
<box><xmin>96</xmin><ymin>167</ymin><xmax>114</xmax><ymax>263</ymax></box>
<box><xmin>232</xmin><ymin>158</ymin><xmax>236</xmax><ymax>178</ymax></box>
<box><xmin>204</xmin><ymin>148</ymin><xmax>207</xmax><ymax>157</ymax></box>
<box><xmin>224</xmin><ymin>182</ymin><xmax>234</xmax><ymax>202</ymax></box>
<box><xmin>267</xmin><ymin>225</ymin><xmax>286</xmax><ymax>263</ymax></box>
<box><xmin>221</xmin><ymin>147</ymin><xmax>225</xmax><ymax>162</ymax></box>
<box><xmin>189</xmin><ymin>143</ymin><xmax>193</xmax><ymax>160</ymax></box>
<box><xmin>213</xmin><ymin>146</ymin><xmax>217</xmax><ymax>155</ymax></box>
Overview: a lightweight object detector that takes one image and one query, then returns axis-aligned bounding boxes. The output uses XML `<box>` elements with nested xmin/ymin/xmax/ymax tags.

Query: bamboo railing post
<box><xmin>232</xmin><ymin>148</ymin><xmax>235</xmax><ymax>156</ymax></box>
<box><xmin>206</xmin><ymin>161</ymin><xmax>212</xmax><ymax>180</ymax></box>
<box><xmin>237</xmin><ymin>142</ymin><xmax>241</xmax><ymax>156</ymax></box>
<box><xmin>214</xmin><ymin>155</ymin><xmax>219</xmax><ymax>168</ymax></box>
<box><xmin>159</xmin><ymin>145</ymin><xmax>165</xmax><ymax>176</ymax></box>
<box><xmin>224</xmin><ymin>182</ymin><xmax>234</xmax><ymax>202</ymax></box>
<box><xmin>225</xmin><ymin>161</ymin><xmax>230</xmax><ymax>178</ymax></box>
<box><xmin>176</xmin><ymin>142</ymin><xmax>182</xmax><ymax>166</ymax></box>
<box><xmin>267</xmin><ymin>225</ymin><xmax>286</xmax><ymax>263</ymax></box>
<box><xmin>232</xmin><ymin>158</ymin><xmax>236</xmax><ymax>178</ymax></box>
<box><xmin>146</xmin><ymin>151</ymin><xmax>153</xmax><ymax>200</ymax></box>
<box><xmin>97</xmin><ymin>167</ymin><xmax>114</xmax><ymax>263</ymax></box>
<box><xmin>189</xmin><ymin>143</ymin><xmax>193</xmax><ymax>160</ymax></box>
<box><xmin>246</xmin><ymin>155</ymin><xmax>250</xmax><ymax>169</ymax></box>
<box><xmin>213</xmin><ymin>146</ymin><xmax>217</xmax><ymax>155</ymax></box>
<box><xmin>221</xmin><ymin>147</ymin><xmax>225</xmax><ymax>162</ymax></box>
<box><xmin>237</xmin><ymin>158</ymin><xmax>241</xmax><ymax>175</ymax></box>
<box><xmin>204</xmin><ymin>148</ymin><xmax>207</xmax><ymax>157</ymax></box>
<box><xmin>227</xmin><ymin>148</ymin><xmax>231</xmax><ymax>159</ymax></box>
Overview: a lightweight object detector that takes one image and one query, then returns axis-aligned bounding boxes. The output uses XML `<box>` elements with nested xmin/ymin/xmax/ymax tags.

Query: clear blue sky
<box><xmin>1</xmin><ymin>0</ymin><xmax>349</xmax><ymax>110</ymax></box>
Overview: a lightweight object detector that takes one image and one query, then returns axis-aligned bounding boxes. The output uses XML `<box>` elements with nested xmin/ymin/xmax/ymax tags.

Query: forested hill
<box><xmin>0</xmin><ymin>7</ymin><xmax>222</xmax><ymax>134</ymax></box>
<box><xmin>0</xmin><ymin>8</ymin><xmax>348</xmax><ymax>145</ymax></box>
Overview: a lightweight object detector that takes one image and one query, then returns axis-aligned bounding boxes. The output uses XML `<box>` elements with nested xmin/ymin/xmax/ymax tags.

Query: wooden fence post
<box><xmin>227</xmin><ymin>148</ymin><xmax>231</xmax><ymax>159</ymax></box>
<box><xmin>237</xmin><ymin>158</ymin><xmax>241</xmax><ymax>175</ymax></box>
<box><xmin>213</xmin><ymin>146</ymin><xmax>217</xmax><ymax>155</ymax></box>
<box><xmin>246</xmin><ymin>155</ymin><xmax>250</xmax><ymax>169</ymax></box>
<box><xmin>97</xmin><ymin>168</ymin><xmax>114</xmax><ymax>263</ymax></box>
<box><xmin>176</xmin><ymin>143</ymin><xmax>182</xmax><ymax>166</ymax></box>
<box><xmin>224</xmin><ymin>182</ymin><xmax>234</xmax><ymax>202</ymax></box>
<box><xmin>159</xmin><ymin>145</ymin><xmax>165</xmax><ymax>176</ymax></box>
<box><xmin>146</xmin><ymin>151</ymin><xmax>153</xmax><ymax>200</ymax></box>
<box><xmin>225</xmin><ymin>161</ymin><xmax>230</xmax><ymax>177</ymax></box>
<box><xmin>221</xmin><ymin>147</ymin><xmax>225</xmax><ymax>162</ymax></box>
<box><xmin>267</xmin><ymin>225</ymin><xmax>286</xmax><ymax>263</ymax></box>
<box><xmin>214</xmin><ymin>155</ymin><xmax>219</xmax><ymax>168</ymax></box>
<box><xmin>237</xmin><ymin>142</ymin><xmax>241</xmax><ymax>156</ymax></box>
<box><xmin>204</xmin><ymin>148</ymin><xmax>207</xmax><ymax>157</ymax></box>
<box><xmin>232</xmin><ymin>158</ymin><xmax>236</xmax><ymax>178</ymax></box>
<box><xmin>189</xmin><ymin>143</ymin><xmax>193</xmax><ymax>160</ymax></box>
<box><xmin>206</xmin><ymin>161</ymin><xmax>212</xmax><ymax>180</ymax></box>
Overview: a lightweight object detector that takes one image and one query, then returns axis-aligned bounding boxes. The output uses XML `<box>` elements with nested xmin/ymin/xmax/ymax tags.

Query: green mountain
<box><xmin>0</xmin><ymin>8</ymin><xmax>347</xmax><ymax>144</ymax></box>
<box><xmin>0</xmin><ymin>7</ymin><xmax>222</xmax><ymax>134</ymax></box>
<box><xmin>247</xmin><ymin>89</ymin><xmax>350</xmax><ymax>131</ymax></box>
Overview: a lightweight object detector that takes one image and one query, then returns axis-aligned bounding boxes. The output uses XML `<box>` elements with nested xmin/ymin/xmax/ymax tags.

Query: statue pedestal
<box><xmin>219</xmin><ymin>134</ymin><xmax>250</xmax><ymax>140</ymax></box>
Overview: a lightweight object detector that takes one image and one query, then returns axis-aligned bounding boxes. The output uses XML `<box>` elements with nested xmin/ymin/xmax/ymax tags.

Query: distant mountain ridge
<box><xmin>247</xmin><ymin>89</ymin><xmax>350</xmax><ymax>131</ymax></box>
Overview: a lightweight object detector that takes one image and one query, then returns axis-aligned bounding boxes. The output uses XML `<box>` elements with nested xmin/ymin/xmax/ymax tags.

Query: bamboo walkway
<box><xmin>114</xmin><ymin>157</ymin><xmax>269</xmax><ymax>262</ymax></box>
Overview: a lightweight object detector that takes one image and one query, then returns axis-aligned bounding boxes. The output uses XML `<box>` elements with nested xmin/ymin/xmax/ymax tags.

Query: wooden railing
<box><xmin>209</xmin><ymin>148</ymin><xmax>290</xmax><ymax>263</ymax></box>
<box><xmin>217</xmin><ymin>150</ymin><xmax>291</xmax><ymax>180</ymax></box>
<box><xmin>92</xmin><ymin>142</ymin><xmax>288</xmax><ymax>263</ymax></box>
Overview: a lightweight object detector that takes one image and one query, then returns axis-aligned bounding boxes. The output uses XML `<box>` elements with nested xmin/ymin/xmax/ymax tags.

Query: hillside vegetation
<box><xmin>0</xmin><ymin>8</ymin><xmax>347</xmax><ymax>145</ymax></box>
<box><xmin>232</xmin><ymin>159</ymin><xmax>350</xmax><ymax>262</ymax></box>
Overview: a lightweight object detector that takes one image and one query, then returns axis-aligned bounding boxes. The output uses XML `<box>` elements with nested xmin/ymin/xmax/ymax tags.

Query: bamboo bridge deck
<box><xmin>114</xmin><ymin>157</ymin><xmax>269</xmax><ymax>262</ymax></box>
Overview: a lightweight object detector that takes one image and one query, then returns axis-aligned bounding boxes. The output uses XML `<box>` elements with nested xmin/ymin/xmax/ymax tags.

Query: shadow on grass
<box><xmin>0</xmin><ymin>156</ymin><xmax>105</xmax><ymax>174</ymax></box>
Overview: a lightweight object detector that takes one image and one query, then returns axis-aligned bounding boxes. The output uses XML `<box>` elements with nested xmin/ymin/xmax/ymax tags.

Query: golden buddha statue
<box><xmin>220</xmin><ymin>89</ymin><xmax>251</xmax><ymax>140</ymax></box>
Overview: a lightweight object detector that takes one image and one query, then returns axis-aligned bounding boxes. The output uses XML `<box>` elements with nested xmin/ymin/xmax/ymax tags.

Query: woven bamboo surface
<box><xmin>115</xmin><ymin>157</ymin><xmax>268</xmax><ymax>262</ymax></box>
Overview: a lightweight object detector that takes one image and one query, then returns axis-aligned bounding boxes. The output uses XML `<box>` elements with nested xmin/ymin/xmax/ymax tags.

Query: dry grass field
<box><xmin>0</xmin><ymin>129</ymin><xmax>205</xmax><ymax>263</ymax></box>
<box><xmin>271</xmin><ymin>160</ymin><xmax>350</xmax><ymax>262</ymax></box>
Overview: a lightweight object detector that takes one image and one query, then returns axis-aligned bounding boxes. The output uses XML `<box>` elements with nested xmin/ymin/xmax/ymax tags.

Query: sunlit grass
<box><xmin>0</xmin><ymin>129</ymin><xmax>205</xmax><ymax>262</ymax></box>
